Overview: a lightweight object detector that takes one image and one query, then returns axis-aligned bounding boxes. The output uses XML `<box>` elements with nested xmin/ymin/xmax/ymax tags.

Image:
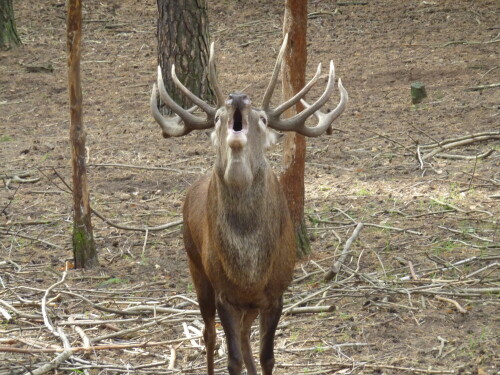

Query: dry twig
<box><xmin>324</xmin><ymin>222</ymin><xmax>364</xmax><ymax>281</ymax></box>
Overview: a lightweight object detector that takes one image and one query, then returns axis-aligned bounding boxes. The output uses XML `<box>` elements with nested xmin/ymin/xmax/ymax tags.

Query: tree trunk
<box><xmin>157</xmin><ymin>0</ymin><xmax>213</xmax><ymax>112</ymax></box>
<box><xmin>67</xmin><ymin>0</ymin><xmax>98</xmax><ymax>268</ymax></box>
<box><xmin>280</xmin><ymin>0</ymin><xmax>310</xmax><ymax>258</ymax></box>
<box><xmin>0</xmin><ymin>0</ymin><xmax>21</xmax><ymax>49</ymax></box>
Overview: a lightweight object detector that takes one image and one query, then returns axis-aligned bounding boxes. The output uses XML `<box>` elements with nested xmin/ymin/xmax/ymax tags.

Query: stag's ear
<box><xmin>210</xmin><ymin>130</ymin><xmax>219</xmax><ymax>147</ymax></box>
<box><xmin>265</xmin><ymin>128</ymin><xmax>280</xmax><ymax>149</ymax></box>
<box><xmin>210</xmin><ymin>114</ymin><xmax>222</xmax><ymax>146</ymax></box>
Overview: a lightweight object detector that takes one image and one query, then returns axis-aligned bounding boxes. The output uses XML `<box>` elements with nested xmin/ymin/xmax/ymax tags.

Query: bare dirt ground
<box><xmin>1</xmin><ymin>0</ymin><xmax>499</xmax><ymax>374</ymax></box>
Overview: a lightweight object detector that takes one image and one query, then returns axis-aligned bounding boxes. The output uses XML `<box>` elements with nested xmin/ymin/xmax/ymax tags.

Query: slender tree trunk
<box><xmin>157</xmin><ymin>0</ymin><xmax>213</xmax><ymax>111</ymax></box>
<box><xmin>67</xmin><ymin>0</ymin><xmax>97</xmax><ymax>268</ymax></box>
<box><xmin>280</xmin><ymin>0</ymin><xmax>310</xmax><ymax>258</ymax></box>
<box><xmin>0</xmin><ymin>0</ymin><xmax>21</xmax><ymax>49</ymax></box>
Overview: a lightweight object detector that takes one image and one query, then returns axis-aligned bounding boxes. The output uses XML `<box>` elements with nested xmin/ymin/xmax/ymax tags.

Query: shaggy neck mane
<box><xmin>211</xmin><ymin>167</ymin><xmax>276</xmax><ymax>287</ymax></box>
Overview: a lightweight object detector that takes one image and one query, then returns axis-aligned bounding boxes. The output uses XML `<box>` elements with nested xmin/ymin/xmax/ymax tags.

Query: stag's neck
<box><xmin>218</xmin><ymin>167</ymin><xmax>266</xmax><ymax>212</ymax></box>
<box><xmin>209</xmin><ymin>164</ymin><xmax>279</xmax><ymax>287</ymax></box>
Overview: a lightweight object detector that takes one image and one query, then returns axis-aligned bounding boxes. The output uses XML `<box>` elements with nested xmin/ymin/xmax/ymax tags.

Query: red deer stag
<box><xmin>150</xmin><ymin>34</ymin><xmax>347</xmax><ymax>375</ymax></box>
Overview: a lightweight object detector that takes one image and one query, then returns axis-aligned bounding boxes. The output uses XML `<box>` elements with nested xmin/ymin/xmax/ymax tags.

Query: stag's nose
<box><xmin>226</xmin><ymin>92</ymin><xmax>251</xmax><ymax>109</ymax></box>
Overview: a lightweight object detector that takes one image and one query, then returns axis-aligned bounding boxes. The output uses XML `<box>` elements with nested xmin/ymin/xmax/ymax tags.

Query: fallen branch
<box><xmin>0</xmin><ymin>336</ymin><xmax>204</xmax><ymax>354</ymax></box>
<box><xmin>91</xmin><ymin>208</ymin><xmax>183</xmax><ymax>232</ymax></box>
<box><xmin>337</xmin><ymin>1</ymin><xmax>368</xmax><ymax>5</ymax></box>
<box><xmin>41</xmin><ymin>270</ymin><xmax>68</xmax><ymax>336</ymax></box>
<box><xmin>419</xmin><ymin>131</ymin><xmax>500</xmax><ymax>149</ymax></box>
<box><xmin>0</xmin><ymin>230</ymin><xmax>64</xmax><ymax>249</ymax></box>
<box><xmin>324</xmin><ymin>222</ymin><xmax>364</xmax><ymax>281</ymax></box>
<box><xmin>422</xmin><ymin>132</ymin><xmax>500</xmax><ymax>160</ymax></box>
<box><xmin>435</xmin><ymin>295</ymin><xmax>468</xmax><ymax>314</ymax></box>
<box><xmin>442</xmin><ymin>35</ymin><xmax>500</xmax><ymax>47</ymax></box>
<box><xmin>0</xmin><ymin>299</ymin><xmax>42</xmax><ymax>320</ymax></box>
<box><xmin>465</xmin><ymin>82</ymin><xmax>500</xmax><ymax>91</ymax></box>
<box><xmin>287</xmin><ymin>305</ymin><xmax>335</xmax><ymax>314</ymax></box>
<box><xmin>431</xmin><ymin>198</ymin><xmax>493</xmax><ymax>217</ymax></box>
<box><xmin>360</xmin><ymin>127</ymin><xmax>414</xmax><ymax>152</ymax></box>
<box><xmin>90</xmin><ymin>316</ymin><xmax>173</xmax><ymax>343</ymax></box>
<box><xmin>23</xmin><ymin>327</ymin><xmax>73</xmax><ymax>375</ymax></box>
<box><xmin>0</xmin><ymin>306</ymin><xmax>12</xmax><ymax>321</ymax></box>
<box><xmin>438</xmin><ymin>225</ymin><xmax>494</xmax><ymax>242</ymax></box>
<box><xmin>68</xmin><ymin>316</ymin><xmax>90</xmax><ymax>356</ymax></box>
<box><xmin>308</xmin><ymin>10</ymin><xmax>338</xmax><ymax>19</ymax></box>
<box><xmin>88</xmin><ymin>162</ymin><xmax>199</xmax><ymax>174</ymax></box>
<box><xmin>433</xmin><ymin>149</ymin><xmax>495</xmax><ymax>160</ymax></box>
<box><xmin>364</xmin><ymin>222</ymin><xmax>423</xmax><ymax>236</ymax></box>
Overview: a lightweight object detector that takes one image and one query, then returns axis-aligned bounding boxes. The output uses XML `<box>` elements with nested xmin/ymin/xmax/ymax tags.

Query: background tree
<box><xmin>280</xmin><ymin>0</ymin><xmax>310</xmax><ymax>257</ymax></box>
<box><xmin>67</xmin><ymin>0</ymin><xmax>98</xmax><ymax>268</ymax></box>
<box><xmin>157</xmin><ymin>0</ymin><xmax>213</xmax><ymax>111</ymax></box>
<box><xmin>0</xmin><ymin>0</ymin><xmax>21</xmax><ymax>49</ymax></box>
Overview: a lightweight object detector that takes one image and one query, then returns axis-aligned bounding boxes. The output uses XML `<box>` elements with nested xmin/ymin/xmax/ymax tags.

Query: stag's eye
<box><xmin>260</xmin><ymin>117</ymin><xmax>267</xmax><ymax>125</ymax></box>
<box><xmin>215</xmin><ymin>115</ymin><xmax>220</xmax><ymax>123</ymax></box>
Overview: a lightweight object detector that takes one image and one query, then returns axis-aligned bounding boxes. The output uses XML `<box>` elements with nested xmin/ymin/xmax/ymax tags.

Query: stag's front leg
<box><xmin>187</xmin><ymin>261</ymin><xmax>216</xmax><ymax>375</ymax></box>
<box><xmin>241</xmin><ymin>309</ymin><xmax>259</xmax><ymax>375</ymax></box>
<box><xmin>259</xmin><ymin>297</ymin><xmax>283</xmax><ymax>375</ymax></box>
<box><xmin>216</xmin><ymin>300</ymin><xmax>244</xmax><ymax>375</ymax></box>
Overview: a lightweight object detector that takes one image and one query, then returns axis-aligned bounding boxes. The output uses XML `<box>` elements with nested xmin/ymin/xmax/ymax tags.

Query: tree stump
<box><xmin>411</xmin><ymin>82</ymin><xmax>427</xmax><ymax>104</ymax></box>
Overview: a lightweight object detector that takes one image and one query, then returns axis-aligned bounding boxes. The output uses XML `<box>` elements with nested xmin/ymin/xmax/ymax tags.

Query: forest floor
<box><xmin>0</xmin><ymin>0</ymin><xmax>499</xmax><ymax>374</ymax></box>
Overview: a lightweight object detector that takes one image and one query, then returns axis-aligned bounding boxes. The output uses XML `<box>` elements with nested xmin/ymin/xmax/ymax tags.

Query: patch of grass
<box><xmin>384</xmin><ymin>237</ymin><xmax>393</xmax><ymax>252</ymax></box>
<box><xmin>467</xmin><ymin>328</ymin><xmax>488</xmax><ymax>353</ymax></box>
<box><xmin>0</xmin><ymin>135</ymin><xmax>13</xmax><ymax>142</ymax></box>
<box><xmin>431</xmin><ymin>240</ymin><xmax>460</xmax><ymax>256</ymax></box>
<box><xmin>338</xmin><ymin>311</ymin><xmax>354</xmax><ymax>321</ymax></box>
<box><xmin>355</xmin><ymin>187</ymin><xmax>371</xmax><ymax>197</ymax></box>
<box><xmin>40</xmin><ymin>152</ymin><xmax>51</xmax><ymax>162</ymax></box>
<box><xmin>98</xmin><ymin>277</ymin><xmax>128</xmax><ymax>287</ymax></box>
<box><xmin>140</xmin><ymin>254</ymin><xmax>149</xmax><ymax>265</ymax></box>
<box><xmin>434</xmin><ymin>91</ymin><xmax>445</xmax><ymax>100</ymax></box>
<box><xmin>314</xmin><ymin>345</ymin><xmax>326</xmax><ymax>353</ymax></box>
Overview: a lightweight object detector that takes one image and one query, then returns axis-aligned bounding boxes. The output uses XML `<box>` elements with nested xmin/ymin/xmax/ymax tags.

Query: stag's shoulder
<box><xmin>183</xmin><ymin>175</ymin><xmax>210</xmax><ymax>224</ymax></box>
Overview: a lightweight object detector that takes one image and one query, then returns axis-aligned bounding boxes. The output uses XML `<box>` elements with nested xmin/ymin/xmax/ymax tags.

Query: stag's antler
<box><xmin>150</xmin><ymin>42</ymin><xmax>224</xmax><ymax>137</ymax></box>
<box><xmin>262</xmin><ymin>34</ymin><xmax>348</xmax><ymax>137</ymax></box>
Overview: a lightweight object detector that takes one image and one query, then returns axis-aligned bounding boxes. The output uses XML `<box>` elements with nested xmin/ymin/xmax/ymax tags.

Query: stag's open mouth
<box><xmin>229</xmin><ymin>108</ymin><xmax>247</xmax><ymax>134</ymax></box>
<box><xmin>227</xmin><ymin>108</ymin><xmax>248</xmax><ymax>149</ymax></box>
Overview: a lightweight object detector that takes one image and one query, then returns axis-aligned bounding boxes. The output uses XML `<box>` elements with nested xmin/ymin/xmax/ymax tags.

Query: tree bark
<box><xmin>67</xmin><ymin>0</ymin><xmax>98</xmax><ymax>268</ymax></box>
<box><xmin>0</xmin><ymin>0</ymin><xmax>21</xmax><ymax>49</ymax></box>
<box><xmin>157</xmin><ymin>0</ymin><xmax>213</xmax><ymax>111</ymax></box>
<box><xmin>281</xmin><ymin>0</ymin><xmax>310</xmax><ymax>258</ymax></box>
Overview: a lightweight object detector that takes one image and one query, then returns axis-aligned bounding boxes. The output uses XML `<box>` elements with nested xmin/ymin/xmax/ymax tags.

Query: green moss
<box><xmin>72</xmin><ymin>222</ymin><xmax>98</xmax><ymax>268</ymax></box>
<box><xmin>296</xmin><ymin>222</ymin><xmax>311</xmax><ymax>259</ymax></box>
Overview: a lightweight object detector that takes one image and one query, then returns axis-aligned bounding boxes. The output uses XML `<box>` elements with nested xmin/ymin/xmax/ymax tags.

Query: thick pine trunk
<box><xmin>0</xmin><ymin>0</ymin><xmax>21</xmax><ymax>49</ymax></box>
<box><xmin>157</xmin><ymin>0</ymin><xmax>213</xmax><ymax>111</ymax></box>
<box><xmin>281</xmin><ymin>0</ymin><xmax>310</xmax><ymax>258</ymax></box>
<box><xmin>67</xmin><ymin>0</ymin><xmax>97</xmax><ymax>268</ymax></box>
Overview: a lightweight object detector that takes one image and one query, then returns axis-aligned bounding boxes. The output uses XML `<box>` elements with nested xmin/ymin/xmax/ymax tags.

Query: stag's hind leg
<box><xmin>259</xmin><ymin>297</ymin><xmax>283</xmax><ymax>375</ymax></box>
<box><xmin>188</xmin><ymin>261</ymin><xmax>216</xmax><ymax>375</ymax></box>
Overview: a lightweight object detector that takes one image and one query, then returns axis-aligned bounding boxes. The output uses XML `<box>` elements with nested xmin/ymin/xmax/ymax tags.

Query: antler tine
<box><xmin>155</xmin><ymin>66</ymin><xmax>214</xmax><ymax>131</ymax></box>
<box><xmin>150</xmin><ymin>83</ymin><xmax>191</xmax><ymax>138</ymax></box>
<box><xmin>267</xmin><ymin>61</ymin><xmax>348</xmax><ymax>137</ymax></box>
<box><xmin>270</xmin><ymin>62</ymin><xmax>322</xmax><ymax>117</ymax></box>
<box><xmin>171</xmin><ymin>65</ymin><xmax>216</xmax><ymax>116</ymax></box>
<box><xmin>300</xmin><ymin>78</ymin><xmax>347</xmax><ymax>135</ymax></box>
<box><xmin>209</xmin><ymin>42</ymin><xmax>225</xmax><ymax>107</ymax></box>
<box><xmin>261</xmin><ymin>33</ymin><xmax>289</xmax><ymax>110</ymax></box>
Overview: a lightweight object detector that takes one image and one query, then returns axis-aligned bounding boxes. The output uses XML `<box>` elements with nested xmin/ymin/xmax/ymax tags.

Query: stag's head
<box><xmin>151</xmin><ymin>34</ymin><xmax>348</xmax><ymax>190</ymax></box>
